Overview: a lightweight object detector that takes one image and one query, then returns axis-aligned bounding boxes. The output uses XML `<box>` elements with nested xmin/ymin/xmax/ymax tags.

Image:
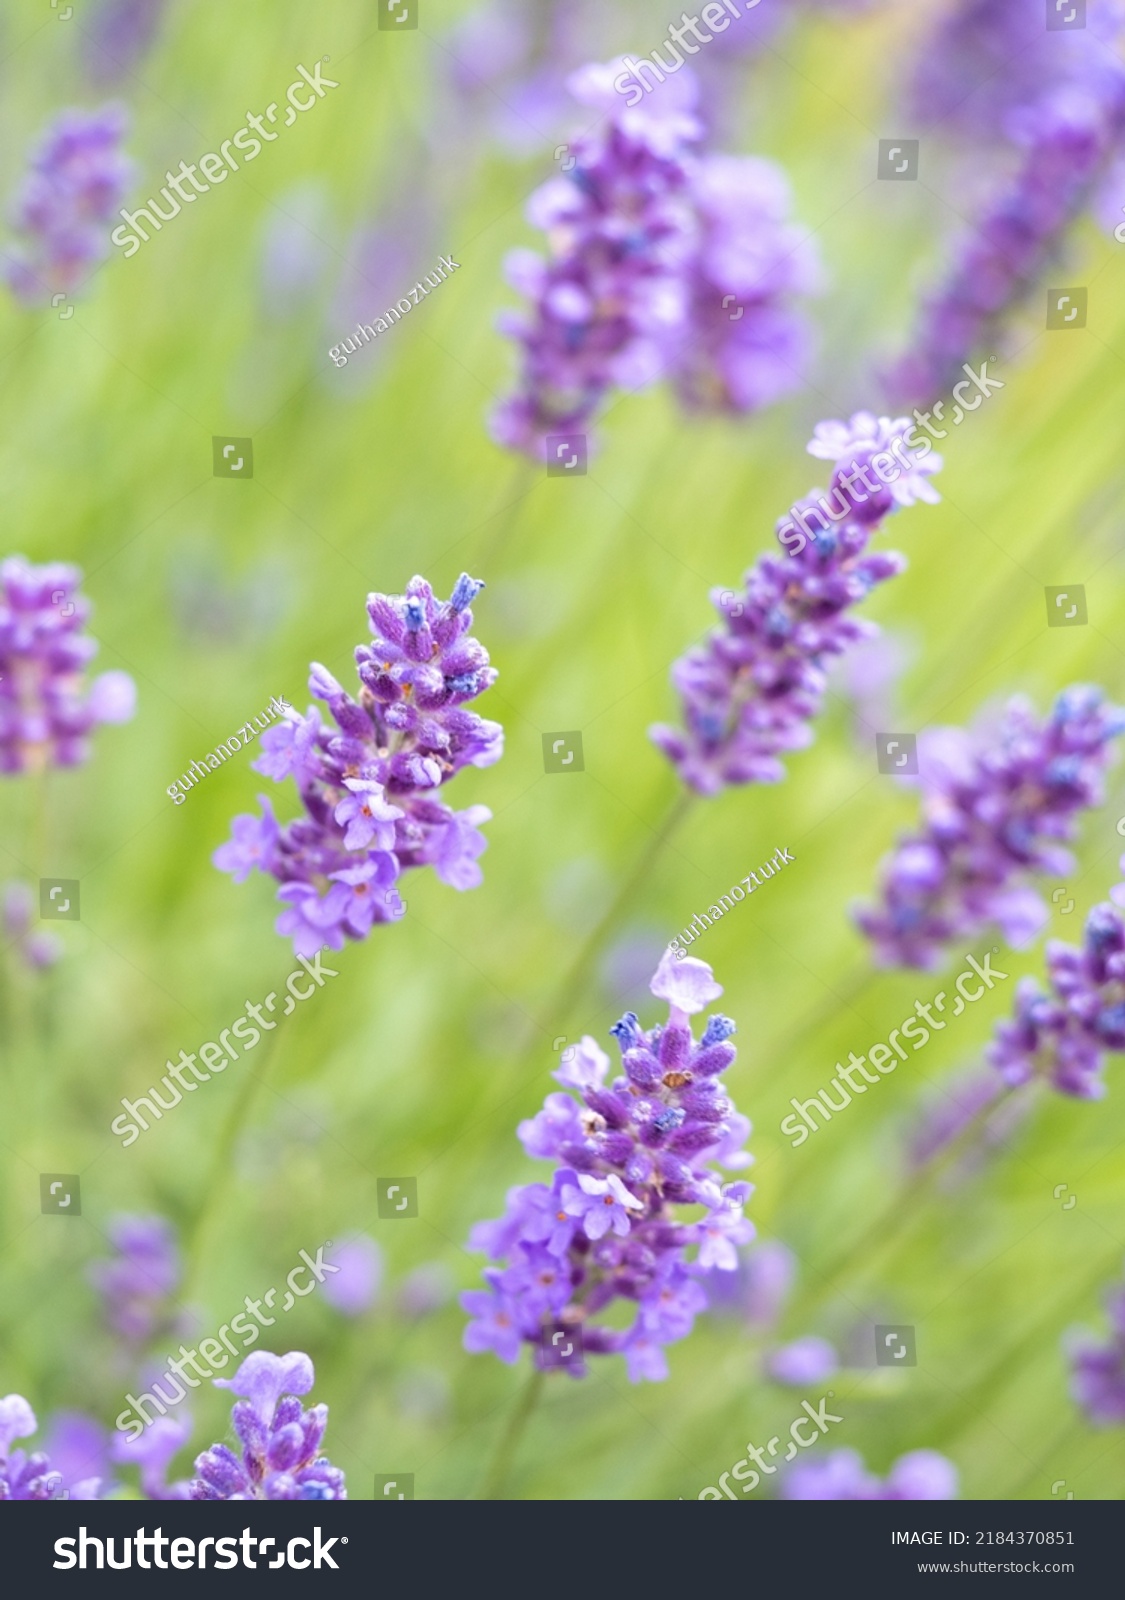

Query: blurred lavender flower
<box><xmin>190</xmin><ymin>1352</ymin><xmax>345</xmax><ymax>1500</ymax></box>
<box><xmin>0</xmin><ymin>1395</ymin><xmax>91</xmax><ymax>1500</ymax></box>
<box><xmin>1066</xmin><ymin>1269</ymin><xmax>1125</xmax><ymax>1425</ymax></box>
<box><xmin>890</xmin><ymin>80</ymin><xmax>1125</xmax><ymax>406</ymax></box>
<box><xmin>0</xmin><ymin>556</ymin><xmax>135</xmax><ymax>774</ymax></box>
<box><xmin>89</xmin><ymin>1214</ymin><xmax>182</xmax><ymax>1345</ymax></box>
<box><xmin>857</xmin><ymin>686</ymin><xmax>1125</xmax><ymax>970</ymax></box>
<box><xmin>650</xmin><ymin>414</ymin><xmax>940</xmax><ymax>795</ymax></box>
<box><xmin>320</xmin><ymin>1235</ymin><xmax>382</xmax><ymax>1316</ymax></box>
<box><xmin>213</xmin><ymin>574</ymin><xmax>502</xmax><ymax>957</ymax></box>
<box><xmin>83</xmin><ymin>0</ymin><xmax>170</xmax><ymax>86</ymax></box>
<box><xmin>906</xmin><ymin>1066</ymin><xmax>1005</xmax><ymax>1169</ymax></box>
<box><xmin>463</xmin><ymin>953</ymin><xmax>754</xmax><ymax>1383</ymax></box>
<box><xmin>397</xmin><ymin>1262</ymin><xmax>455</xmax><ymax>1319</ymax></box>
<box><xmin>782</xmin><ymin>1446</ymin><xmax>958</xmax><ymax>1500</ymax></box>
<box><xmin>698</xmin><ymin>1238</ymin><xmax>796</xmax><ymax>1323</ymax></box>
<box><xmin>766</xmin><ymin>1335</ymin><xmax>838</xmax><ymax>1386</ymax></box>
<box><xmin>989</xmin><ymin>902</ymin><xmax>1125</xmax><ymax>1100</ymax></box>
<box><xmin>3</xmin><ymin>882</ymin><xmax>62</xmax><ymax>969</ymax></box>
<box><xmin>41</xmin><ymin>1413</ymin><xmax>112</xmax><ymax>1500</ymax></box>
<box><xmin>3</xmin><ymin>105</ymin><xmax>133</xmax><ymax>305</ymax></box>
<box><xmin>909</xmin><ymin>0</ymin><xmax>1125</xmax><ymax>144</ymax></box>
<box><xmin>670</xmin><ymin>154</ymin><xmax>820</xmax><ymax>413</ymax></box>
<box><xmin>112</xmin><ymin>1414</ymin><xmax>192</xmax><ymax>1499</ymax></box>
<box><xmin>445</xmin><ymin>0</ymin><xmax>579</xmax><ymax>154</ymax></box>
<box><xmin>492</xmin><ymin>59</ymin><xmax>816</xmax><ymax>457</ymax></box>
<box><xmin>259</xmin><ymin>181</ymin><xmax>335</xmax><ymax>320</ymax></box>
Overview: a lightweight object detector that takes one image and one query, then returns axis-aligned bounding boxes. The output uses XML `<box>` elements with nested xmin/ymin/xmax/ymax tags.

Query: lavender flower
<box><xmin>782</xmin><ymin>1446</ymin><xmax>958</xmax><ymax>1500</ymax></box>
<box><xmin>84</xmin><ymin>0</ymin><xmax>170</xmax><ymax>85</ymax></box>
<box><xmin>909</xmin><ymin>0</ymin><xmax>1125</xmax><ymax>144</ymax></box>
<box><xmin>112</xmin><ymin>1415</ymin><xmax>192</xmax><ymax>1499</ymax></box>
<box><xmin>650</xmin><ymin>414</ymin><xmax>941</xmax><ymax>795</ymax></box>
<box><xmin>4</xmin><ymin>106</ymin><xmax>133</xmax><ymax>305</ymax></box>
<box><xmin>89</xmin><ymin>1214</ymin><xmax>182</xmax><ymax>1344</ymax></box>
<box><xmin>0</xmin><ymin>556</ymin><xmax>135</xmax><ymax>774</ymax></box>
<box><xmin>213</xmin><ymin>574</ymin><xmax>502</xmax><ymax>957</ymax></box>
<box><xmin>3</xmin><ymin>881</ymin><xmax>62</xmax><ymax>969</ymax></box>
<box><xmin>989</xmin><ymin>902</ymin><xmax>1125</xmax><ymax>1100</ymax></box>
<box><xmin>41</xmin><ymin>1413</ymin><xmax>112</xmax><ymax>1499</ymax></box>
<box><xmin>462</xmin><ymin>952</ymin><xmax>754</xmax><ymax>1383</ymax></box>
<box><xmin>669</xmin><ymin>153</ymin><xmax>820</xmax><ymax>414</ymax></box>
<box><xmin>189</xmin><ymin>1352</ymin><xmax>346</xmax><ymax>1500</ymax></box>
<box><xmin>766</xmin><ymin>1335</ymin><xmax>838</xmax><ymax>1386</ymax></box>
<box><xmin>857</xmin><ymin>686</ymin><xmax>1125</xmax><ymax>970</ymax></box>
<box><xmin>0</xmin><ymin>1396</ymin><xmax>73</xmax><ymax>1500</ymax></box>
<box><xmin>319</xmin><ymin>1236</ymin><xmax>382</xmax><ymax>1317</ymax></box>
<box><xmin>889</xmin><ymin>79</ymin><xmax>1125</xmax><ymax>406</ymax></box>
<box><xmin>491</xmin><ymin>59</ymin><xmax>815</xmax><ymax>456</ymax></box>
<box><xmin>1066</xmin><ymin>1269</ymin><xmax>1125</xmax><ymax>1425</ymax></box>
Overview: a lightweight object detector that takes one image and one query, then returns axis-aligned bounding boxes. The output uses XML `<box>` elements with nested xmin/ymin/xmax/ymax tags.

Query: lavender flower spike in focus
<box><xmin>1066</xmin><ymin>1264</ymin><xmax>1125</xmax><ymax>1426</ymax></box>
<box><xmin>650</xmin><ymin>414</ymin><xmax>941</xmax><ymax>795</ymax></box>
<box><xmin>0</xmin><ymin>556</ymin><xmax>136</xmax><ymax>775</ymax></box>
<box><xmin>463</xmin><ymin>952</ymin><xmax>754</xmax><ymax>1383</ymax></box>
<box><xmin>213</xmin><ymin>574</ymin><xmax>502</xmax><ymax>957</ymax></box>
<box><xmin>3</xmin><ymin>105</ymin><xmax>134</xmax><ymax>306</ymax></box>
<box><xmin>990</xmin><ymin>901</ymin><xmax>1125</xmax><ymax>1101</ymax></box>
<box><xmin>857</xmin><ymin>686</ymin><xmax>1125</xmax><ymax>970</ymax></box>
<box><xmin>190</xmin><ymin>1352</ymin><xmax>345</xmax><ymax>1500</ymax></box>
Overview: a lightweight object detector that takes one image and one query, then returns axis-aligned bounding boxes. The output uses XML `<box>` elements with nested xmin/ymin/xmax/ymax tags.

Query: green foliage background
<box><xmin>2</xmin><ymin>0</ymin><xmax>1125</xmax><ymax>1499</ymax></box>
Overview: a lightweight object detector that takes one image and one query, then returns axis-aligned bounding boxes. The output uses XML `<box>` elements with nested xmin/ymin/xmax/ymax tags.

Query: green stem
<box><xmin>181</xmin><ymin>1029</ymin><xmax>283</xmax><ymax>1302</ymax></box>
<box><xmin>479</xmin><ymin>1365</ymin><xmax>545</xmax><ymax>1500</ymax></box>
<box><xmin>541</xmin><ymin>790</ymin><xmax>695</xmax><ymax>1036</ymax></box>
<box><xmin>478</xmin><ymin>461</ymin><xmax>537</xmax><ymax>574</ymax></box>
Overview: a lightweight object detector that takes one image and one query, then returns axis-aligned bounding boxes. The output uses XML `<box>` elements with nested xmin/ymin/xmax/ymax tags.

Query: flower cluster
<box><xmin>890</xmin><ymin>79</ymin><xmax>1125</xmax><ymax>406</ymax></box>
<box><xmin>89</xmin><ymin>1214</ymin><xmax>183</xmax><ymax>1345</ymax></box>
<box><xmin>0</xmin><ymin>1395</ymin><xmax>96</xmax><ymax>1500</ymax></box>
<box><xmin>782</xmin><ymin>1446</ymin><xmax>958</xmax><ymax>1500</ymax></box>
<box><xmin>650</xmin><ymin>413</ymin><xmax>941</xmax><ymax>796</ymax></box>
<box><xmin>989</xmin><ymin>902</ymin><xmax>1125</xmax><ymax>1101</ymax></box>
<box><xmin>856</xmin><ymin>686</ymin><xmax>1125</xmax><ymax>970</ymax></box>
<box><xmin>3</xmin><ymin>105</ymin><xmax>133</xmax><ymax>305</ymax></box>
<box><xmin>214</xmin><ymin>574</ymin><xmax>502</xmax><ymax>957</ymax></box>
<box><xmin>490</xmin><ymin>59</ymin><xmax>816</xmax><ymax>457</ymax></box>
<box><xmin>190</xmin><ymin>1353</ymin><xmax>345</xmax><ymax>1500</ymax></box>
<box><xmin>463</xmin><ymin>953</ymin><xmax>753</xmax><ymax>1383</ymax></box>
<box><xmin>1066</xmin><ymin>1265</ymin><xmax>1125</xmax><ymax>1426</ymax></box>
<box><xmin>0</xmin><ymin>556</ymin><xmax>136</xmax><ymax>775</ymax></box>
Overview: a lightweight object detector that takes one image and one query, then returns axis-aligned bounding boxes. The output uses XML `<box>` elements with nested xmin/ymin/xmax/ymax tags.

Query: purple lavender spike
<box><xmin>857</xmin><ymin>686</ymin><xmax>1125</xmax><ymax>971</ymax></box>
<box><xmin>1066</xmin><ymin>1271</ymin><xmax>1125</xmax><ymax>1425</ymax></box>
<box><xmin>89</xmin><ymin>1214</ymin><xmax>182</xmax><ymax>1344</ymax></box>
<box><xmin>213</xmin><ymin>574</ymin><xmax>502</xmax><ymax>956</ymax></box>
<box><xmin>0</xmin><ymin>1395</ymin><xmax>95</xmax><ymax>1500</ymax></box>
<box><xmin>0</xmin><ymin>556</ymin><xmax>135</xmax><ymax>774</ymax></box>
<box><xmin>3</xmin><ymin>106</ymin><xmax>134</xmax><ymax>305</ymax></box>
<box><xmin>989</xmin><ymin>901</ymin><xmax>1125</xmax><ymax>1100</ymax></box>
<box><xmin>651</xmin><ymin>413</ymin><xmax>941</xmax><ymax>796</ymax></box>
<box><xmin>84</xmin><ymin>0</ymin><xmax>170</xmax><ymax>86</ymax></box>
<box><xmin>189</xmin><ymin>1352</ymin><xmax>346</xmax><ymax>1500</ymax></box>
<box><xmin>462</xmin><ymin>952</ymin><xmax>754</xmax><ymax>1384</ymax></box>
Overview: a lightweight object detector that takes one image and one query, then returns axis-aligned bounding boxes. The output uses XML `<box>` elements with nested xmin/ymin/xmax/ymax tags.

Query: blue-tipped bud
<box><xmin>450</xmin><ymin>573</ymin><xmax>485</xmax><ymax>612</ymax></box>
<box><xmin>701</xmin><ymin>1014</ymin><xmax>736</xmax><ymax>1046</ymax></box>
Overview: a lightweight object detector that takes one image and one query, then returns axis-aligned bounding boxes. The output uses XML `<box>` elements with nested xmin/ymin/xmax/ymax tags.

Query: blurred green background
<box><xmin>2</xmin><ymin>0</ymin><xmax>1125</xmax><ymax>1500</ymax></box>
